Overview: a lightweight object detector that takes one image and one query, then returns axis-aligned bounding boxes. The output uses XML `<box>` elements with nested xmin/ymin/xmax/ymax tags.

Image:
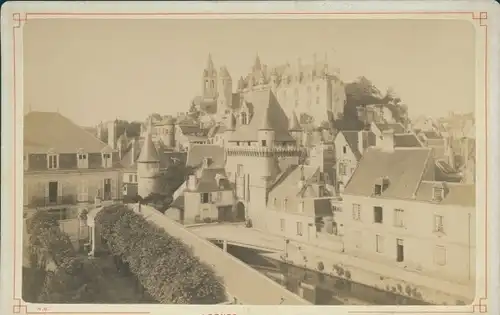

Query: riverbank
<box><xmin>188</xmin><ymin>223</ymin><xmax>474</xmax><ymax>305</ymax></box>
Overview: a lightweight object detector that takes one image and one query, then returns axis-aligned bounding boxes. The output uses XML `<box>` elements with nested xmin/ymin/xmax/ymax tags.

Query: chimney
<box><xmin>358</xmin><ymin>130</ymin><xmax>365</xmax><ymax>155</ymax></box>
<box><xmin>108</xmin><ymin>121</ymin><xmax>117</xmax><ymax>149</ymax></box>
<box><xmin>202</xmin><ymin>157</ymin><xmax>212</xmax><ymax>168</ymax></box>
<box><xmin>187</xmin><ymin>175</ymin><xmax>197</xmax><ymax>191</ymax></box>
<box><xmin>380</xmin><ymin>129</ymin><xmax>395</xmax><ymax>152</ymax></box>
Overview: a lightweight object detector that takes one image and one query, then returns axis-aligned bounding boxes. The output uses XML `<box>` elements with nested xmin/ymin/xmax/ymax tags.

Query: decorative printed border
<box><xmin>8</xmin><ymin>10</ymin><xmax>490</xmax><ymax>315</ymax></box>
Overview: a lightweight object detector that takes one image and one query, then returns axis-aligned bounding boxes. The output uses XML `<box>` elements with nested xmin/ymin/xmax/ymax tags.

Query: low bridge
<box><xmin>131</xmin><ymin>205</ymin><xmax>310</xmax><ymax>305</ymax></box>
<box><xmin>186</xmin><ymin>223</ymin><xmax>288</xmax><ymax>253</ymax></box>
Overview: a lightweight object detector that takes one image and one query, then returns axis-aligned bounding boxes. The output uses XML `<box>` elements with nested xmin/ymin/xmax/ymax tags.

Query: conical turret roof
<box><xmin>137</xmin><ymin>118</ymin><xmax>160</xmax><ymax>162</ymax></box>
<box><xmin>289</xmin><ymin>111</ymin><xmax>302</xmax><ymax>131</ymax></box>
<box><xmin>220</xmin><ymin>66</ymin><xmax>231</xmax><ymax>78</ymax></box>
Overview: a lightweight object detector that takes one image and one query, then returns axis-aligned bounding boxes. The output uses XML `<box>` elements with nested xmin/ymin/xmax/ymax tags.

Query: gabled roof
<box><xmin>338</xmin><ymin>131</ymin><xmax>377</xmax><ymax>161</ymax></box>
<box><xmin>414</xmin><ymin>181</ymin><xmax>475</xmax><ymax>207</ymax></box>
<box><xmin>269</xmin><ymin>165</ymin><xmax>327</xmax><ymax>199</ymax></box>
<box><xmin>229</xmin><ymin>89</ymin><xmax>294</xmax><ymax>142</ymax></box>
<box><xmin>186</xmin><ymin>168</ymin><xmax>233</xmax><ymax>193</ymax></box>
<box><xmin>343</xmin><ymin>147</ymin><xmax>433</xmax><ymax>200</ymax></box>
<box><xmin>186</xmin><ymin>144</ymin><xmax>225</xmax><ymax>169</ymax></box>
<box><xmin>178</xmin><ymin>124</ymin><xmax>209</xmax><ymax>137</ymax></box>
<box><xmin>24</xmin><ymin>112</ymin><xmax>110</xmax><ymax>154</ymax></box>
<box><xmin>137</xmin><ymin>131</ymin><xmax>160</xmax><ymax>163</ymax></box>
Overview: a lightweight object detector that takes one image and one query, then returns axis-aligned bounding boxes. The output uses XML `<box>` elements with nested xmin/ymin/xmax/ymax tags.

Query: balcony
<box><xmin>30</xmin><ymin>195</ymin><xmax>77</xmax><ymax>208</ymax></box>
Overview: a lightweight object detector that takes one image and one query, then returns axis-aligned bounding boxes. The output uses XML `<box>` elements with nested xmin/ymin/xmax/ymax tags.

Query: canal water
<box><xmin>217</xmin><ymin>243</ymin><xmax>430</xmax><ymax>305</ymax></box>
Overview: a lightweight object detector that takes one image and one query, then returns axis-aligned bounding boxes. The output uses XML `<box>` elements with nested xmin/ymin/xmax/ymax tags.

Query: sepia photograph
<box><xmin>0</xmin><ymin>1</ymin><xmax>496</xmax><ymax>315</ymax></box>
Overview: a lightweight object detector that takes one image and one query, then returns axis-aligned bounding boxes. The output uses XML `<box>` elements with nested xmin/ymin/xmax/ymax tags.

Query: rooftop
<box><xmin>343</xmin><ymin>147</ymin><xmax>433</xmax><ymax>200</ymax></box>
<box><xmin>186</xmin><ymin>144</ymin><xmax>225</xmax><ymax>169</ymax></box>
<box><xmin>414</xmin><ymin>181</ymin><xmax>475</xmax><ymax>207</ymax></box>
<box><xmin>229</xmin><ymin>89</ymin><xmax>294</xmax><ymax>142</ymax></box>
<box><xmin>24</xmin><ymin>111</ymin><xmax>109</xmax><ymax>154</ymax></box>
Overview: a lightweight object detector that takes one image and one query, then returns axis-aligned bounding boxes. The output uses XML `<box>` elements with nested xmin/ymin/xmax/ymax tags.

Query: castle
<box><xmin>192</xmin><ymin>53</ymin><xmax>347</xmax><ymax>127</ymax></box>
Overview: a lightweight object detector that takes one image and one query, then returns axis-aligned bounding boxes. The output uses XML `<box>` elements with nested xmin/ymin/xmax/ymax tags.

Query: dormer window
<box><xmin>241</xmin><ymin>112</ymin><xmax>248</xmax><ymax>125</ymax></box>
<box><xmin>77</xmin><ymin>151</ymin><xmax>88</xmax><ymax>169</ymax></box>
<box><xmin>374</xmin><ymin>177</ymin><xmax>389</xmax><ymax>196</ymax></box>
<box><xmin>433</xmin><ymin>185</ymin><xmax>445</xmax><ymax>202</ymax></box>
<box><xmin>47</xmin><ymin>152</ymin><xmax>59</xmax><ymax>170</ymax></box>
<box><xmin>102</xmin><ymin>153</ymin><xmax>112</xmax><ymax>168</ymax></box>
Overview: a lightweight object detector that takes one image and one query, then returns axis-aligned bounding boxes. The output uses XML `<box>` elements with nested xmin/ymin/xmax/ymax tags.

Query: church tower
<box><xmin>137</xmin><ymin>118</ymin><xmax>161</xmax><ymax>198</ymax></box>
<box><xmin>202</xmin><ymin>53</ymin><xmax>218</xmax><ymax>100</ymax></box>
<box><xmin>217</xmin><ymin>66</ymin><xmax>233</xmax><ymax>117</ymax></box>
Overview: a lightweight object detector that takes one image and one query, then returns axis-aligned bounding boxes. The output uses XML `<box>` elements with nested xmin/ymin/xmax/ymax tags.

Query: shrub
<box><xmin>95</xmin><ymin>204</ymin><xmax>226</xmax><ymax>304</ymax></box>
<box><xmin>25</xmin><ymin>210</ymin><xmax>101</xmax><ymax>303</ymax></box>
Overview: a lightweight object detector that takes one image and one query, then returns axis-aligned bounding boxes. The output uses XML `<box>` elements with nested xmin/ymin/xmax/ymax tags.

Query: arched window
<box><xmin>241</xmin><ymin>112</ymin><xmax>248</xmax><ymax>125</ymax></box>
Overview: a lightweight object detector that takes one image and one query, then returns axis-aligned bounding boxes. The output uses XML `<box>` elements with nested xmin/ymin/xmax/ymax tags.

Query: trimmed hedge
<box><xmin>95</xmin><ymin>205</ymin><xmax>226</xmax><ymax>304</ymax></box>
<box><xmin>25</xmin><ymin>211</ymin><xmax>100</xmax><ymax>303</ymax></box>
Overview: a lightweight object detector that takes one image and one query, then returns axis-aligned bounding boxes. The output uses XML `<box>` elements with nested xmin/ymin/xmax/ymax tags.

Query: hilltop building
<box><xmin>191</xmin><ymin>53</ymin><xmax>346</xmax><ymax>127</ymax></box>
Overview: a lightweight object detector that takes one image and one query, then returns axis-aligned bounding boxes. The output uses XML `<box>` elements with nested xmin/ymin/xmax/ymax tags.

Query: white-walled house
<box><xmin>339</xmin><ymin>138</ymin><xmax>476</xmax><ymax>290</ymax></box>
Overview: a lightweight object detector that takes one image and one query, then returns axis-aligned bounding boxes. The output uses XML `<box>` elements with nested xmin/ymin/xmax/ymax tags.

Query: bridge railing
<box><xmin>130</xmin><ymin>204</ymin><xmax>310</xmax><ymax>305</ymax></box>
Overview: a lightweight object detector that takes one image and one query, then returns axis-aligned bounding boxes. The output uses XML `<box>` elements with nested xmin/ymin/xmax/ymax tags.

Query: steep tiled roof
<box><xmin>230</xmin><ymin>89</ymin><xmax>294</xmax><ymax>142</ymax></box>
<box><xmin>137</xmin><ymin>131</ymin><xmax>160</xmax><ymax>162</ymax></box>
<box><xmin>186</xmin><ymin>144</ymin><xmax>225</xmax><ymax>169</ymax></box>
<box><xmin>394</xmin><ymin>134</ymin><xmax>424</xmax><ymax>147</ymax></box>
<box><xmin>120</xmin><ymin>140</ymin><xmax>142</xmax><ymax>170</ymax></box>
<box><xmin>178</xmin><ymin>124</ymin><xmax>208</xmax><ymax>136</ymax></box>
<box><xmin>170</xmin><ymin>195</ymin><xmax>185</xmax><ymax>210</ymax></box>
<box><xmin>269</xmin><ymin>165</ymin><xmax>322</xmax><ymax>199</ymax></box>
<box><xmin>343</xmin><ymin>147</ymin><xmax>433</xmax><ymax>199</ymax></box>
<box><xmin>414</xmin><ymin>181</ymin><xmax>475</xmax><ymax>207</ymax></box>
<box><xmin>24</xmin><ymin>112</ymin><xmax>109</xmax><ymax>154</ymax></box>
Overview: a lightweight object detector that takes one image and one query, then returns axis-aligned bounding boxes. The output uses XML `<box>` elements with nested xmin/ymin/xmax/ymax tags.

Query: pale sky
<box><xmin>23</xmin><ymin>18</ymin><xmax>476</xmax><ymax>127</ymax></box>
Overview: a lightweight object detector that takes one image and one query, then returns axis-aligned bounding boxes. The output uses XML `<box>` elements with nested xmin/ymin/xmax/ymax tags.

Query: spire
<box><xmin>137</xmin><ymin>117</ymin><xmax>159</xmax><ymax>162</ymax></box>
<box><xmin>259</xmin><ymin>108</ymin><xmax>273</xmax><ymax>130</ymax></box>
<box><xmin>289</xmin><ymin>111</ymin><xmax>302</xmax><ymax>131</ymax></box>
<box><xmin>206</xmin><ymin>53</ymin><xmax>215</xmax><ymax>71</ymax></box>
<box><xmin>220</xmin><ymin>66</ymin><xmax>231</xmax><ymax>78</ymax></box>
<box><xmin>253</xmin><ymin>53</ymin><xmax>262</xmax><ymax>71</ymax></box>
